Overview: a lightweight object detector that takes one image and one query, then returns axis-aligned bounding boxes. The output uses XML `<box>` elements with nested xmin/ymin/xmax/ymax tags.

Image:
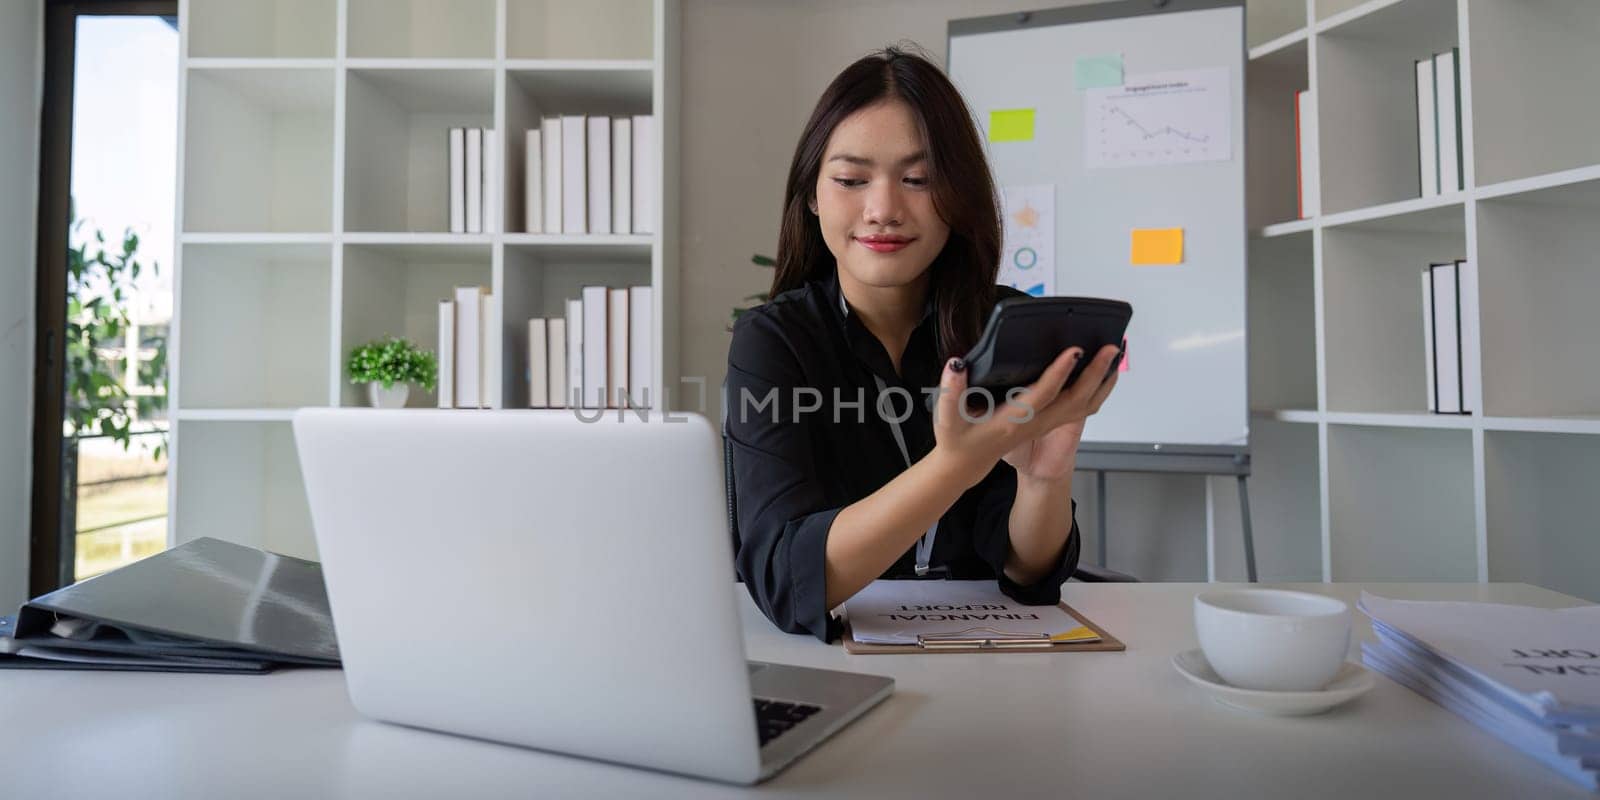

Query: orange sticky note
<box><xmin>1131</xmin><ymin>228</ymin><xmax>1184</xmax><ymax>265</ymax></box>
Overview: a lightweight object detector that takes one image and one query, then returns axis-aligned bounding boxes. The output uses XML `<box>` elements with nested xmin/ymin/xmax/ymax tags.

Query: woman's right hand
<box><xmin>927</xmin><ymin>345</ymin><xmax>1121</xmax><ymax>488</ymax></box>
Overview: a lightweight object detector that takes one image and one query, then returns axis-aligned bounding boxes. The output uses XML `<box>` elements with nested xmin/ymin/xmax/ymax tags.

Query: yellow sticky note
<box><xmin>1131</xmin><ymin>228</ymin><xmax>1184</xmax><ymax>265</ymax></box>
<box><xmin>1050</xmin><ymin>626</ymin><xmax>1100</xmax><ymax>643</ymax></box>
<box><xmin>988</xmin><ymin>109</ymin><xmax>1035</xmax><ymax>143</ymax></box>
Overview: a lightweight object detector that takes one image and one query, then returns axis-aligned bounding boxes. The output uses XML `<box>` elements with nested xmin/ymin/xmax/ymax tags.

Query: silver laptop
<box><xmin>291</xmin><ymin>408</ymin><xmax>892</xmax><ymax>784</ymax></box>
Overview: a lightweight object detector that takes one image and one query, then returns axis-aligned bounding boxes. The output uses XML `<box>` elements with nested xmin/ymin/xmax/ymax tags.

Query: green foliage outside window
<box><xmin>65</xmin><ymin>202</ymin><xmax>167</xmax><ymax>458</ymax></box>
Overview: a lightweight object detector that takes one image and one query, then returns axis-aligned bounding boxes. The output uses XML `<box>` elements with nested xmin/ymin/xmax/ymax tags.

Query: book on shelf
<box><xmin>628</xmin><ymin>285</ymin><xmax>652</xmax><ymax>407</ymax></box>
<box><xmin>548</xmin><ymin>318</ymin><xmax>567</xmax><ymax>409</ymax></box>
<box><xmin>562</xmin><ymin>115</ymin><xmax>587</xmax><ymax>234</ymax></box>
<box><xmin>1430</xmin><ymin>262</ymin><xmax>1461</xmax><ymax>413</ymax></box>
<box><xmin>1457</xmin><ymin>258</ymin><xmax>1480</xmax><ymax>415</ymax></box>
<box><xmin>1415</xmin><ymin>49</ymin><xmax>1464</xmax><ymax>198</ymax></box>
<box><xmin>588</xmin><ymin>116</ymin><xmax>613</xmax><ymax>235</ymax></box>
<box><xmin>449</xmin><ymin>128</ymin><xmax>465</xmax><ymax>234</ymax></box>
<box><xmin>452</xmin><ymin>286</ymin><xmax>490</xmax><ymax>408</ymax></box>
<box><xmin>542</xmin><ymin>117</ymin><xmax>563</xmax><ymax>234</ymax></box>
<box><xmin>1295</xmin><ymin>90</ymin><xmax>1318</xmax><ymax>219</ymax></box>
<box><xmin>1415</xmin><ymin>57</ymin><xmax>1438</xmax><ymax>199</ymax></box>
<box><xmin>528</xmin><ymin>319</ymin><xmax>549</xmax><ymax>408</ymax></box>
<box><xmin>582</xmin><ymin>285</ymin><xmax>609</xmax><ymax>408</ymax></box>
<box><xmin>437</xmin><ymin>288</ymin><xmax>507</xmax><ymax>409</ymax></box>
<box><xmin>1434</xmin><ymin>49</ymin><xmax>1463</xmax><ymax>194</ymax></box>
<box><xmin>438</xmin><ymin>300</ymin><xmax>455</xmax><ymax>408</ymax></box>
<box><xmin>633</xmin><ymin>115</ymin><xmax>655</xmax><ymax>234</ymax></box>
<box><xmin>525</xmin><ymin>129</ymin><xmax>543</xmax><ymax>234</ymax></box>
<box><xmin>483</xmin><ymin>129</ymin><xmax>499</xmax><ymax>234</ymax></box>
<box><xmin>519</xmin><ymin>287</ymin><xmax>652</xmax><ymax>410</ymax></box>
<box><xmin>452</xmin><ymin>128</ymin><xmax>499</xmax><ymax>234</ymax></box>
<box><xmin>608</xmin><ymin>288</ymin><xmax>629</xmax><ymax>407</ymax></box>
<box><xmin>614</xmin><ymin>117</ymin><xmax>633</xmax><ymax>234</ymax></box>
<box><xmin>1422</xmin><ymin>260</ymin><xmax>1476</xmax><ymax>415</ymax></box>
<box><xmin>518</xmin><ymin>114</ymin><xmax>652</xmax><ymax>237</ymax></box>
<box><xmin>454</xmin><ymin>286</ymin><xmax>483</xmax><ymax>408</ymax></box>
<box><xmin>566</xmin><ymin>298</ymin><xmax>584</xmax><ymax>409</ymax></box>
<box><xmin>466</xmin><ymin>128</ymin><xmax>483</xmax><ymax>233</ymax></box>
<box><xmin>1421</xmin><ymin>268</ymin><xmax>1435</xmax><ymax>413</ymax></box>
<box><xmin>482</xmin><ymin>289</ymin><xmax>500</xmax><ymax>408</ymax></box>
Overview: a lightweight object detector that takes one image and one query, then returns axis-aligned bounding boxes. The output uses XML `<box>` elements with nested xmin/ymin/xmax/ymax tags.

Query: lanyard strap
<box><xmin>873</xmin><ymin>374</ymin><xmax>940</xmax><ymax>576</ymax></box>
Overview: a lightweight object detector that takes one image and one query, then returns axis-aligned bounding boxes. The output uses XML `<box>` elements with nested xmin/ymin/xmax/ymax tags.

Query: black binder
<box><xmin>0</xmin><ymin>537</ymin><xmax>340</xmax><ymax>674</ymax></box>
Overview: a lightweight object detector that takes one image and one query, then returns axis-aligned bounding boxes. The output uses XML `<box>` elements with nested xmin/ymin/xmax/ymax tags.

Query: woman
<box><xmin>726</xmin><ymin>46</ymin><xmax>1121</xmax><ymax>642</ymax></box>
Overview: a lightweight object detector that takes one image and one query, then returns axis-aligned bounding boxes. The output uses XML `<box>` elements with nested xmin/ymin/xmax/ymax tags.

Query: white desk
<box><xmin>1</xmin><ymin>582</ymin><xmax>1591</xmax><ymax>799</ymax></box>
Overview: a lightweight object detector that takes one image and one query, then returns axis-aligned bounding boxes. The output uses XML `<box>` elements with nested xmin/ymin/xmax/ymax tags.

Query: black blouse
<box><xmin>725</xmin><ymin>268</ymin><xmax>1081</xmax><ymax>642</ymax></box>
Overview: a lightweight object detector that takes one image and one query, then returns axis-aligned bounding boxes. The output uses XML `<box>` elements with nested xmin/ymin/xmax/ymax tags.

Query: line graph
<box><xmin>1086</xmin><ymin>67</ymin><xmax>1231</xmax><ymax>168</ymax></box>
<box><xmin>1102</xmin><ymin>104</ymin><xmax>1211</xmax><ymax>144</ymax></box>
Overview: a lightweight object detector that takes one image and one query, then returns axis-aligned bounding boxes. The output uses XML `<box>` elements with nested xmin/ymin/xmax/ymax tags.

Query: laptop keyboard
<box><xmin>753</xmin><ymin>698</ymin><xmax>822</xmax><ymax>746</ymax></box>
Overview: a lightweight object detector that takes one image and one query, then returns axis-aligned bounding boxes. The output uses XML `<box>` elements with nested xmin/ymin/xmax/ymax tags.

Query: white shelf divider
<box><xmin>1256</xmin><ymin>219</ymin><xmax>1315</xmax><ymax>238</ymax></box>
<box><xmin>179</xmin><ymin>232</ymin><xmax>334</xmax><ymax>245</ymax></box>
<box><xmin>1318</xmin><ymin>192</ymin><xmax>1464</xmax><ymax>231</ymax></box>
<box><xmin>1474</xmin><ymin>163</ymin><xmax>1600</xmax><ymax>203</ymax></box>
<box><xmin>1315</xmin><ymin>0</ymin><xmax>1410</xmax><ymax>33</ymax></box>
<box><xmin>1249</xmin><ymin>28</ymin><xmax>1308</xmax><ymax>61</ymax></box>
<box><xmin>187</xmin><ymin>57</ymin><xmax>339</xmax><ymax>70</ymax></box>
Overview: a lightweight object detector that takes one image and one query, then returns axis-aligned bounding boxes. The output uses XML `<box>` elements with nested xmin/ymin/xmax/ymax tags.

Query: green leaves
<box><xmin>727</xmin><ymin>253</ymin><xmax>776</xmax><ymax>332</ymax></box>
<box><xmin>346</xmin><ymin>337</ymin><xmax>438</xmax><ymax>392</ymax></box>
<box><xmin>64</xmin><ymin>204</ymin><xmax>166</xmax><ymax>456</ymax></box>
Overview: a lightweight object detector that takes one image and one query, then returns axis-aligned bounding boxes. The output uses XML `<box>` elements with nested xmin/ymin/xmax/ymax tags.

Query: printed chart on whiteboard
<box><xmin>1085</xmin><ymin>67</ymin><xmax>1232</xmax><ymax>168</ymax></box>
<box><xmin>999</xmin><ymin>185</ymin><xmax>1056</xmax><ymax>297</ymax></box>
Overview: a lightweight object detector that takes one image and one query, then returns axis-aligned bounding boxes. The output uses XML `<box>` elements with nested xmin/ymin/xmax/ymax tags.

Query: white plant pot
<box><xmin>367</xmin><ymin>382</ymin><xmax>410</xmax><ymax>409</ymax></box>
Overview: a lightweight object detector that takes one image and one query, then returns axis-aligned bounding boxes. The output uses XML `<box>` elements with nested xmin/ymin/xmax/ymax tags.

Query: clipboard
<box><xmin>842</xmin><ymin>602</ymin><xmax>1126</xmax><ymax>655</ymax></box>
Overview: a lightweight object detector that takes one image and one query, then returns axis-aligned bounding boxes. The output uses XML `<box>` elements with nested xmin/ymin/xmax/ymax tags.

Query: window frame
<box><xmin>31</xmin><ymin>0</ymin><xmax>178</xmax><ymax>596</ymax></box>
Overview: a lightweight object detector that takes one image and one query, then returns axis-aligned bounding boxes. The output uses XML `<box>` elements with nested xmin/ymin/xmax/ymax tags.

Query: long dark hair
<box><xmin>770</xmin><ymin>44</ymin><xmax>1001</xmax><ymax>361</ymax></box>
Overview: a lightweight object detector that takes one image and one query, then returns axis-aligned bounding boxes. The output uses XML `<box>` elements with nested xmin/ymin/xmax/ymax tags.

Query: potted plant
<box><xmin>346</xmin><ymin>337</ymin><xmax>438</xmax><ymax>409</ymax></box>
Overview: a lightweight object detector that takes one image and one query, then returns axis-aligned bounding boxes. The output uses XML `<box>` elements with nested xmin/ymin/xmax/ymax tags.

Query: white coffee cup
<box><xmin>1194</xmin><ymin>589</ymin><xmax>1351</xmax><ymax>692</ymax></box>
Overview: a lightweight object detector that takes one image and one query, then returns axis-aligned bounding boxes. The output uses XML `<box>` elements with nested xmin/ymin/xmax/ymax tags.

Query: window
<box><xmin>33</xmin><ymin>1</ymin><xmax>178</xmax><ymax>593</ymax></box>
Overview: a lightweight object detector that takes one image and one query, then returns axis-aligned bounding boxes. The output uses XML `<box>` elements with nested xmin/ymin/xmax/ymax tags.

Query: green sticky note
<box><xmin>988</xmin><ymin>109</ymin><xmax>1035</xmax><ymax>143</ymax></box>
<box><xmin>1075</xmin><ymin>54</ymin><xmax>1123</xmax><ymax>89</ymax></box>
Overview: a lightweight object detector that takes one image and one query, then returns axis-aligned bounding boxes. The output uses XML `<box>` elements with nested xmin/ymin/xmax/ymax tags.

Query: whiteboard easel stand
<box><xmin>1079</xmin><ymin>445</ymin><xmax>1255</xmax><ymax>582</ymax></box>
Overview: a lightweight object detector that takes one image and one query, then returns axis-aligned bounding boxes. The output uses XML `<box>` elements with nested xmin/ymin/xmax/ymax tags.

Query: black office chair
<box><xmin>719</xmin><ymin>382</ymin><xmax>1135</xmax><ymax>583</ymax></box>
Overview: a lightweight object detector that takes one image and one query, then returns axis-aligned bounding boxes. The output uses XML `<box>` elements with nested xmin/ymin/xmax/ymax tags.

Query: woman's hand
<box><xmin>1002</xmin><ymin>417</ymin><xmax>1087</xmax><ymax>483</ymax></box>
<box><xmin>928</xmin><ymin>344</ymin><xmax>1121</xmax><ymax>488</ymax></box>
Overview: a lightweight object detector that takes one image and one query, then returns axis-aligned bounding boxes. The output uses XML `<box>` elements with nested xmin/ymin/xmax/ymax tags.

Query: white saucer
<box><xmin>1172</xmin><ymin>648</ymin><xmax>1375</xmax><ymax>716</ymax></box>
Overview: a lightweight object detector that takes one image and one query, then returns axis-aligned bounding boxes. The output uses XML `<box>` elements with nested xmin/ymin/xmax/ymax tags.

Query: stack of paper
<box><xmin>844</xmin><ymin>580</ymin><xmax>1099</xmax><ymax>646</ymax></box>
<box><xmin>1359</xmin><ymin>592</ymin><xmax>1600</xmax><ymax>790</ymax></box>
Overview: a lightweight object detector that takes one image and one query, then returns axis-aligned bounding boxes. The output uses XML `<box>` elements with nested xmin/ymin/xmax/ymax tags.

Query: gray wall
<box><xmin>0</xmin><ymin>0</ymin><xmax>42</xmax><ymax>610</ymax></box>
<box><xmin>681</xmin><ymin>0</ymin><xmax>1229</xmax><ymax>582</ymax></box>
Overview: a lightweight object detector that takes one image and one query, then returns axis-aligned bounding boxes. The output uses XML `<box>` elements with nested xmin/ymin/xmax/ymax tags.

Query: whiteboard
<box><xmin>949</xmin><ymin>0</ymin><xmax>1248</xmax><ymax>450</ymax></box>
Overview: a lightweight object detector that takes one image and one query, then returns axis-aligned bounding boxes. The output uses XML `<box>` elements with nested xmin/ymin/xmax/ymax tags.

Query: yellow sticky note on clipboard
<box><xmin>1131</xmin><ymin>228</ymin><xmax>1184</xmax><ymax>265</ymax></box>
<box><xmin>1050</xmin><ymin>625</ymin><xmax>1101</xmax><ymax>643</ymax></box>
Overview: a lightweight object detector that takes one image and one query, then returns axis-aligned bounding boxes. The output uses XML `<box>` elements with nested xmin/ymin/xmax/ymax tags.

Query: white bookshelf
<box><xmin>1246</xmin><ymin>0</ymin><xmax>1600</xmax><ymax>601</ymax></box>
<box><xmin>168</xmin><ymin>0</ymin><xmax>680</xmax><ymax>560</ymax></box>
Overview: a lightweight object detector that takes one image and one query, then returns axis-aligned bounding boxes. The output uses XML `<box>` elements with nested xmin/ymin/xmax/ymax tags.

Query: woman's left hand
<box><xmin>1001</xmin><ymin>345</ymin><xmax>1121</xmax><ymax>482</ymax></box>
<box><xmin>1002</xmin><ymin>418</ymin><xmax>1086</xmax><ymax>482</ymax></box>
